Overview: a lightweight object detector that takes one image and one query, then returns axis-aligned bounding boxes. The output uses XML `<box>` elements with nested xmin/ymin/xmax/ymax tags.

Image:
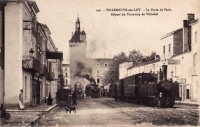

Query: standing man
<box><xmin>19</xmin><ymin>90</ymin><xmax>25</xmax><ymax>110</ymax></box>
<box><xmin>72</xmin><ymin>91</ymin><xmax>77</xmax><ymax>105</ymax></box>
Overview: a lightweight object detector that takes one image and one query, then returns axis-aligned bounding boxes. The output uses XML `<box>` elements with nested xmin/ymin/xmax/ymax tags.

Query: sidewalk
<box><xmin>3</xmin><ymin>101</ymin><xmax>57</xmax><ymax>126</ymax></box>
<box><xmin>175</xmin><ymin>100</ymin><xmax>199</xmax><ymax>106</ymax></box>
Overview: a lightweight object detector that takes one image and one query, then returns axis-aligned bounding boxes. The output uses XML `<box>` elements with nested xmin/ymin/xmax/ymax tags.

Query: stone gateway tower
<box><xmin>69</xmin><ymin>17</ymin><xmax>88</xmax><ymax>92</ymax></box>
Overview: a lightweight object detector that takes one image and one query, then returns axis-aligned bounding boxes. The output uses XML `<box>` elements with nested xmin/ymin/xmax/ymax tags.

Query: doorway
<box><xmin>186</xmin><ymin>89</ymin><xmax>189</xmax><ymax>99</ymax></box>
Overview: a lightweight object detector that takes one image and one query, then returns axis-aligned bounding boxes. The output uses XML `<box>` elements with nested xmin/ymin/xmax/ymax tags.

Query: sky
<box><xmin>34</xmin><ymin>0</ymin><xmax>200</xmax><ymax>64</ymax></box>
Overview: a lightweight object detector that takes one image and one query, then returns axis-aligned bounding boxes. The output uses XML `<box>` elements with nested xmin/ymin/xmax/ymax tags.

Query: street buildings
<box><xmin>89</xmin><ymin>58</ymin><xmax>113</xmax><ymax>96</ymax></box>
<box><xmin>119</xmin><ymin>14</ymin><xmax>199</xmax><ymax>102</ymax></box>
<box><xmin>0</xmin><ymin>0</ymin><xmax>62</xmax><ymax>108</ymax></box>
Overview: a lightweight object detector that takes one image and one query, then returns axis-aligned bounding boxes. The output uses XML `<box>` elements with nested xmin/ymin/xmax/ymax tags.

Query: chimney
<box><xmin>187</xmin><ymin>13</ymin><xmax>195</xmax><ymax>22</ymax></box>
<box><xmin>183</xmin><ymin>20</ymin><xmax>189</xmax><ymax>27</ymax></box>
<box><xmin>183</xmin><ymin>14</ymin><xmax>193</xmax><ymax>52</ymax></box>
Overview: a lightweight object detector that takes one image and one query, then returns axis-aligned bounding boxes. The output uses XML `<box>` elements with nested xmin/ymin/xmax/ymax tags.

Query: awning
<box><xmin>46</xmin><ymin>51</ymin><xmax>63</xmax><ymax>59</ymax></box>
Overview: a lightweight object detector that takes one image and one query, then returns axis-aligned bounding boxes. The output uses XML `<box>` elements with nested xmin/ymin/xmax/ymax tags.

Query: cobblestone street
<box><xmin>34</xmin><ymin>98</ymin><xmax>199</xmax><ymax>127</ymax></box>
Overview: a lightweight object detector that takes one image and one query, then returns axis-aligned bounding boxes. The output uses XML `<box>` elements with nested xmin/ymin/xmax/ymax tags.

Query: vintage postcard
<box><xmin>0</xmin><ymin>0</ymin><xmax>199</xmax><ymax>126</ymax></box>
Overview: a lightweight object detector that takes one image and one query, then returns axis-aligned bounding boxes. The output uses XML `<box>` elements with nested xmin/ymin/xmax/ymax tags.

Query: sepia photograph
<box><xmin>0</xmin><ymin>0</ymin><xmax>199</xmax><ymax>126</ymax></box>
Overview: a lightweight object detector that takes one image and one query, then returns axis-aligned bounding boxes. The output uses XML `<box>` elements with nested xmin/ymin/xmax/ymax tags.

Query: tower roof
<box><xmin>82</xmin><ymin>30</ymin><xmax>86</xmax><ymax>35</ymax></box>
<box><xmin>76</xmin><ymin>17</ymin><xmax>80</xmax><ymax>23</ymax></box>
<box><xmin>69</xmin><ymin>17</ymin><xmax>86</xmax><ymax>42</ymax></box>
<box><xmin>69</xmin><ymin>31</ymin><xmax>83</xmax><ymax>42</ymax></box>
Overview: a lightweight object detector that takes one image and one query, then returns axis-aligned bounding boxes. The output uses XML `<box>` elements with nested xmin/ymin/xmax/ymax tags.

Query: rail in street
<box><xmin>33</xmin><ymin>98</ymin><xmax>199</xmax><ymax>126</ymax></box>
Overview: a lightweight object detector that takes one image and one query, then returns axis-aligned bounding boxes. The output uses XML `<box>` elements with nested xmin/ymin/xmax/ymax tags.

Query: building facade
<box><xmin>0</xmin><ymin>0</ymin><xmax>62</xmax><ymax>108</ymax></box>
<box><xmin>89</xmin><ymin>58</ymin><xmax>112</xmax><ymax>86</ymax></box>
<box><xmin>161</xmin><ymin>14</ymin><xmax>199</xmax><ymax>102</ymax></box>
<box><xmin>43</xmin><ymin>24</ymin><xmax>63</xmax><ymax>99</ymax></box>
<box><xmin>127</xmin><ymin>56</ymin><xmax>161</xmax><ymax>77</ymax></box>
<box><xmin>88</xmin><ymin>58</ymin><xmax>112</xmax><ymax>96</ymax></box>
<box><xmin>62</xmin><ymin>63</ymin><xmax>70</xmax><ymax>89</ymax></box>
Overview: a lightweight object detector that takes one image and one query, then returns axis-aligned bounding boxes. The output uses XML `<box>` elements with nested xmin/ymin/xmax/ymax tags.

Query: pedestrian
<box><xmin>86</xmin><ymin>93</ymin><xmax>89</xmax><ymax>99</ymax></box>
<box><xmin>157</xmin><ymin>92</ymin><xmax>163</xmax><ymax>108</ymax></box>
<box><xmin>47</xmin><ymin>93</ymin><xmax>53</xmax><ymax>105</ymax></box>
<box><xmin>56</xmin><ymin>92</ymin><xmax>59</xmax><ymax>105</ymax></box>
<box><xmin>19</xmin><ymin>89</ymin><xmax>25</xmax><ymax>110</ymax></box>
<box><xmin>72</xmin><ymin>91</ymin><xmax>77</xmax><ymax>105</ymax></box>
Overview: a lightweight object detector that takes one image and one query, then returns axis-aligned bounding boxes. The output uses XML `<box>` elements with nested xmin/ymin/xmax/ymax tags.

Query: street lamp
<box><xmin>29</xmin><ymin>48</ymin><xmax>34</xmax><ymax>57</ymax></box>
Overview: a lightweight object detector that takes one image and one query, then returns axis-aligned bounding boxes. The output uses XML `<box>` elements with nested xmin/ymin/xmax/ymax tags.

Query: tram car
<box><xmin>85</xmin><ymin>84</ymin><xmax>100</xmax><ymax>98</ymax></box>
<box><xmin>74</xmin><ymin>81</ymin><xmax>83</xmax><ymax>94</ymax></box>
<box><xmin>111</xmin><ymin>83</ymin><xmax>117</xmax><ymax>98</ymax></box>
<box><xmin>108</xmin><ymin>84</ymin><xmax>113</xmax><ymax>97</ymax></box>
<box><xmin>112</xmin><ymin>73</ymin><xmax>180</xmax><ymax>108</ymax></box>
<box><xmin>74</xmin><ymin>81</ymin><xmax>85</xmax><ymax>99</ymax></box>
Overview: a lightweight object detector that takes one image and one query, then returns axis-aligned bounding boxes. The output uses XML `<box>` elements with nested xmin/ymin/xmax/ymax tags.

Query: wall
<box><xmin>51</xmin><ymin>80</ymin><xmax>57</xmax><ymax>98</ymax></box>
<box><xmin>173</xmin><ymin>29</ymin><xmax>183</xmax><ymax>55</ymax></box>
<box><xmin>119</xmin><ymin>62</ymin><xmax>132</xmax><ymax>79</ymax></box>
<box><xmin>161</xmin><ymin>34</ymin><xmax>173</xmax><ymax>61</ymax></box>
<box><xmin>69</xmin><ymin>42</ymin><xmax>88</xmax><ymax>90</ymax></box>
<box><xmin>91</xmin><ymin>59</ymin><xmax>112</xmax><ymax>86</ymax></box>
<box><xmin>62</xmin><ymin>65</ymin><xmax>70</xmax><ymax>86</ymax></box>
<box><xmin>4</xmin><ymin>3</ymin><xmax>23</xmax><ymax>103</ymax></box>
<box><xmin>190</xmin><ymin>20</ymin><xmax>199</xmax><ymax>101</ymax></box>
<box><xmin>127</xmin><ymin>61</ymin><xmax>161</xmax><ymax>77</ymax></box>
<box><xmin>172</xmin><ymin>52</ymin><xmax>192</xmax><ymax>100</ymax></box>
<box><xmin>22</xmin><ymin>71</ymin><xmax>32</xmax><ymax>104</ymax></box>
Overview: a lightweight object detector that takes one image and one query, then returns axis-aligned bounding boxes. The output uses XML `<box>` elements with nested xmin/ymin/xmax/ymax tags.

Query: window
<box><xmin>96</xmin><ymin>63</ymin><xmax>100</xmax><ymax>67</ymax></box>
<box><xmin>97</xmin><ymin>78</ymin><xmax>100</xmax><ymax>83</ymax></box>
<box><xmin>163</xmin><ymin>46</ymin><xmax>165</xmax><ymax>54</ymax></box>
<box><xmin>169</xmin><ymin>44</ymin><xmax>171</xmax><ymax>52</ymax></box>
<box><xmin>193</xmin><ymin>53</ymin><xmax>197</xmax><ymax>67</ymax></box>
<box><xmin>66</xmin><ymin>79</ymin><xmax>68</xmax><ymax>85</ymax></box>
<box><xmin>97</xmin><ymin>70</ymin><xmax>99</xmax><ymax>74</ymax></box>
<box><xmin>104</xmin><ymin>63</ymin><xmax>108</xmax><ymax>67</ymax></box>
<box><xmin>186</xmin><ymin>89</ymin><xmax>189</xmax><ymax>99</ymax></box>
<box><xmin>66</xmin><ymin>73</ymin><xmax>68</xmax><ymax>77</ymax></box>
<box><xmin>195</xmin><ymin>31</ymin><xmax>198</xmax><ymax>43</ymax></box>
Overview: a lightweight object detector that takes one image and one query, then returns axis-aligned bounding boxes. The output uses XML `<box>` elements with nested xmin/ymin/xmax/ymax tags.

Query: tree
<box><xmin>144</xmin><ymin>51</ymin><xmax>157</xmax><ymax>62</ymax></box>
<box><xmin>103</xmin><ymin>50</ymin><xmax>145</xmax><ymax>85</ymax></box>
<box><xmin>103</xmin><ymin>52</ymin><xmax>128</xmax><ymax>85</ymax></box>
<box><xmin>128</xmin><ymin>49</ymin><xmax>144</xmax><ymax>65</ymax></box>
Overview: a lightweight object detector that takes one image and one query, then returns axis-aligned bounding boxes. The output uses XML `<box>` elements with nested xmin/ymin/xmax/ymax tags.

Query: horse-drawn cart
<box><xmin>56</xmin><ymin>89</ymin><xmax>71</xmax><ymax>107</ymax></box>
